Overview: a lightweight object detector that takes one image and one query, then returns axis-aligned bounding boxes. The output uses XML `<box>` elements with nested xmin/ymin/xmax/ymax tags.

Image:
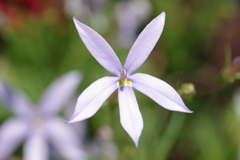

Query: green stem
<box><xmin>154</xmin><ymin>112</ymin><xmax>186</xmax><ymax>160</ymax></box>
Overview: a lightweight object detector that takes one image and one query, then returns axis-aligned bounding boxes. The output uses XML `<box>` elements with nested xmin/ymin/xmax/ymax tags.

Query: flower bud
<box><xmin>178</xmin><ymin>83</ymin><xmax>196</xmax><ymax>99</ymax></box>
<box><xmin>223</xmin><ymin>56</ymin><xmax>240</xmax><ymax>83</ymax></box>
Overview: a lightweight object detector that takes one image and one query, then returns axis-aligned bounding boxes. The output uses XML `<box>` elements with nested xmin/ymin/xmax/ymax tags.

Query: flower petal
<box><xmin>118</xmin><ymin>86</ymin><xmax>143</xmax><ymax>147</ymax></box>
<box><xmin>0</xmin><ymin>118</ymin><xmax>28</xmax><ymax>160</ymax></box>
<box><xmin>0</xmin><ymin>80</ymin><xmax>32</xmax><ymax>116</ymax></box>
<box><xmin>46</xmin><ymin>117</ymin><xmax>87</xmax><ymax>160</ymax></box>
<box><xmin>73</xmin><ymin>17</ymin><xmax>122</xmax><ymax>76</ymax></box>
<box><xmin>129</xmin><ymin>73</ymin><xmax>193</xmax><ymax>113</ymax></box>
<box><xmin>67</xmin><ymin>76</ymin><xmax>119</xmax><ymax>123</ymax></box>
<box><xmin>24</xmin><ymin>133</ymin><xmax>48</xmax><ymax>160</ymax></box>
<box><xmin>39</xmin><ymin>71</ymin><xmax>82</xmax><ymax>115</ymax></box>
<box><xmin>124</xmin><ymin>12</ymin><xmax>165</xmax><ymax>75</ymax></box>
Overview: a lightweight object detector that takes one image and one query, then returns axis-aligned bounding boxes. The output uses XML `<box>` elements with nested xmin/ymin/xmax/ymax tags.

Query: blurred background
<box><xmin>0</xmin><ymin>0</ymin><xmax>240</xmax><ymax>159</ymax></box>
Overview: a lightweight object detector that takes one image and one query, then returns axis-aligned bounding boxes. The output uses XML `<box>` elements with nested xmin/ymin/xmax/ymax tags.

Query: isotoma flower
<box><xmin>67</xmin><ymin>12</ymin><xmax>193</xmax><ymax>147</ymax></box>
<box><xmin>0</xmin><ymin>71</ymin><xmax>86</xmax><ymax>160</ymax></box>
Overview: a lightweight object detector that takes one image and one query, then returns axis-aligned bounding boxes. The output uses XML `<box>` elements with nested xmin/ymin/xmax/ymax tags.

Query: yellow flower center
<box><xmin>117</xmin><ymin>78</ymin><xmax>132</xmax><ymax>87</ymax></box>
<box><xmin>117</xmin><ymin>69</ymin><xmax>132</xmax><ymax>87</ymax></box>
<box><xmin>33</xmin><ymin>117</ymin><xmax>43</xmax><ymax>128</ymax></box>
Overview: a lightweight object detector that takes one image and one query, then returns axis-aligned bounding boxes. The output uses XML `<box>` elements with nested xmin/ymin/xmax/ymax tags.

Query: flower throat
<box><xmin>117</xmin><ymin>69</ymin><xmax>132</xmax><ymax>87</ymax></box>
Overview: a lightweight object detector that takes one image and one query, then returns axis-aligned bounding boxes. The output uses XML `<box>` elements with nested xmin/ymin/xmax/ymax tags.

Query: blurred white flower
<box><xmin>65</xmin><ymin>101</ymin><xmax>118</xmax><ymax>160</ymax></box>
<box><xmin>115</xmin><ymin>0</ymin><xmax>152</xmax><ymax>48</ymax></box>
<box><xmin>0</xmin><ymin>71</ymin><xmax>87</xmax><ymax>160</ymax></box>
<box><xmin>90</xmin><ymin>125</ymin><xmax>118</xmax><ymax>160</ymax></box>
<box><xmin>64</xmin><ymin>0</ymin><xmax>85</xmax><ymax>18</ymax></box>
<box><xmin>64</xmin><ymin>0</ymin><xmax>109</xmax><ymax>32</ymax></box>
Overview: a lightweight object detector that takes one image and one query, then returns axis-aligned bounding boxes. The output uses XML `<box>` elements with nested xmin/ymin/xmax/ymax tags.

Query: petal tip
<box><xmin>73</xmin><ymin>16</ymin><xmax>77</xmax><ymax>22</ymax></box>
<box><xmin>65</xmin><ymin>113</ymin><xmax>89</xmax><ymax>124</ymax></box>
<box><xmin>65</xmin><ymin>119</ymin><xmax>73</xmax><ymax>124</ymax></box>
<box><xmin>181</xmin><ymin>108</ymin><xmax>193</xmax><ymax>113</ymax></box>
<box><xmin>65</xmin><ymin>115</ymin><xmax>78</xmax><ymax>124</ymax></box>
<box><xmin>68</xmin><ymin>70</ymin><xmax>82</xmax><ymax>82</ymax></box>
<box><xmin>159</xmin><ymin>12</ymin><xmax>166</xmax><ymax>22</ymax></box>
<box><xmin>73</xmin><ymin>17</ymin><xmax>79</xmax><ymax>25</ymax></box>
<box><xmin>134</xmin><ymin>140</ymin><xmax>139</xmax><ymax>148</ymax></box>
<box><xmin>179</xmin><ymin>107</ymin><xmax>193</xmax><ymax>113</ymax></box>
<box><xmin>73</xmin><ymin>17</ymin><xmax>84</xmax><ymax>32</ymax></box>
<box><xmin>188</xmin><ymin>110</ymin><xmax>193</xmax><ymax>113</ymax></box>
<box><xmin>161</xmin><ymin>11</ymin><xmax>166</xmax><ymax>16</ymax></box>
<box><xmin>183</xmin><ymin>107</ymin><xmax>193</xmax><ymax>113</ymax></box>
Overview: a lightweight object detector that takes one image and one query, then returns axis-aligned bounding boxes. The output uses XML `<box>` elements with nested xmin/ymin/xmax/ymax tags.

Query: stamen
<box><xmin>120</xmin><ymin>69</ymin><xmax>127</xmax><ymax>81</ymax></box>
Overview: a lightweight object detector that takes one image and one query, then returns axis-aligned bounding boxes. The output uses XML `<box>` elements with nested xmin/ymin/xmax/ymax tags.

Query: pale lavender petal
<box><xmin>46</xmin><ymin>117</ymin><xmax>87</xmax><ymax>160</ymax></box>
<box><xmin>124</xmin><ymin>12</ymin><xmax>165</xmax><ymax>75</ymax></box>
<box><xmin>0</xmin><ymin>80</ymin><xmax>32</xmax><ymax>116</ymax></box>
<box><xmin>118</xmin><ymin>86</ymin><xmax>143</xmax><ymax>147</ymax></box>
<box><xmin>39</xmin><ymin>71</ymin><xmax>82</xmax><ymax>115</ymax></box>
<box><xmin>0</xmin><ymin>118</ymin><xmax>28</xmax><ymax>160</ymax></box>
<box><xmin>67</xmin><ymin>76</ymin><xmax>119</xmax><ymax>123</ymax></box>
<box><xmin>129</xmin><ymin>73</ymin><xmax>193</xmax><ymax>113</ymax></box>
<box><xmin>73</xmin><ymin>17</ymin><xmax>122</xmax><ymax>76</ymax></box>
<box><xmin>24</xmin><ymin>133</ymin><xmax>48</xmax><ymax>160</ymax></box>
